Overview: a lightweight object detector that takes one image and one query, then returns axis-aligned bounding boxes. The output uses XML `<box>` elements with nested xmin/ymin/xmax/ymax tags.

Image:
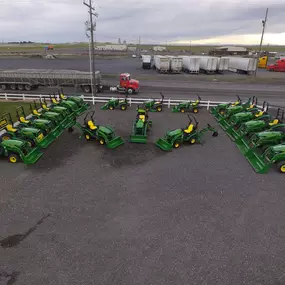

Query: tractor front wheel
<box><xmin>180</xmin><ymin>108</ymin><xmax>185</xmax><ymax>113</ymax></box>
<box><xmin>173</xmin><ymin>141</ymin><xmax>180</xmax><ymax>148</ymax></box>
<box><xmin>121</xmin><ymin>105</ymin><xmax>127</xmax><ymax>111</ymax></box>
<box><xmin>156</xmin><ymin>106</ymin><xmax>162</xmax><ymax>112</ymax></box>
<box><xmin>193</xmin><ymin>108</ymin><xmax>199</xmax><ymax>113</ymax></box>
<box><xmin>8</xmin><ymin>153</ymin><xmax>20</xmax><ymax>163</ymax></box>
<box><xmin>99</xmin><ymin>138</ymin><xmax>105</xmax><ymax>145</ymax></box>
<box><xmin>109</xmin><ymin>106</ymin><xmax>114</xmax><ymax>110</ymax></box>
<box><xmin>277</xmin><ymin>161</ymin><xmax>285</xmax><ymax>173</ymax></box>
<box><xmin>189</xmin><ymin>138</ymin><xmax>196</xmax><ymax>144</ymax></box>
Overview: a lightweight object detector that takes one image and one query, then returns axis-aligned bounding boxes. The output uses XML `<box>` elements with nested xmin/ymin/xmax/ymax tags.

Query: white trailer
<box><xmin>224</xmin><ymin>57</ymin><xmax>257</xmax><ymax>74</ymax></box>
<box><xmin>181</xmin><ymin>56</ymin><xmax>200</xmax><ymax>74</ymax></box>
<box><xmin>198</xmin><ymin>56</ymin><xmax>218</xmax><ymax>73</ymax></box>
<box><xmin>167</xmin><ymin>56</ymin><xmax>183</xmax><ymax>73</ymax></box>
<box><xmin>154</xmin><ymin>55</ymin><xmax>170</xmax><ymax>73</ymax></box>
<box><xmin>216</xmin><ymin>57</ymin><xmax>229</xmax><ymax>73</ymax></box>
<box><xmin>141</xmin><ymin>55</ymin><xmax>152</xmax><ymax>69</ymax></box>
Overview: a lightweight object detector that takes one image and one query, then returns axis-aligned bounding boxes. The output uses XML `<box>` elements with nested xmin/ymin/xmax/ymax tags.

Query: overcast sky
<box><xmin>1</xmin><ymin>0</ymin><xmax>285</xmax><ymax>45</ymax></box>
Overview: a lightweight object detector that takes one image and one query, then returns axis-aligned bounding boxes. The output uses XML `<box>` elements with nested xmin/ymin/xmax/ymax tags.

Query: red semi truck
<box><xmin>267</xmin><ymin>59</ymin><xmax>285</xmax><ymax>72</ymax></box>
<box><xmin>110</xmin><ymin>73</ymin><xmax>140</xmax><ymax>94</ymax></box>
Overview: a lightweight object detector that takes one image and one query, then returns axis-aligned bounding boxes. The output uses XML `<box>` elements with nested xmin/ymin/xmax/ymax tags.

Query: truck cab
<box><xmin>267</xmin><ymin>59</ymin><xmax>285</xmax><ymax>72</ymax></box>
<box><xmin>117</xmin><ymin>73</ymin><xmax>139</xmax><ymax>94</ymax></box>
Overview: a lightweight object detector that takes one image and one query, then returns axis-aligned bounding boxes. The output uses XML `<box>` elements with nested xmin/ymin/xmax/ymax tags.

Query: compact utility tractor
<box><xmin>0</xmin><ymin>113</ymin><xmax>51</xmax><ymax>148</ymax></box>
<box><xmin>58</xmin><ymin>88</ymin><xmax>90</xmax><ymax>110</ymax></box>
<box><xmin>129</xmin><ymin>106</ymin><xmax>152</xmax><ymax>143</ymax></box>
<box><xmin>143</xmin><ymin>93</ymin><xmax>165</xmax><ymax>112</ymax></box>
<box><xmin>172</xmin><ymin>94</ymin><xmax>202</xmax><ymax>114</ymax></box>
<box><xmin>155</xmin><ymin>114</ymin><xmax>218</xmax><ymax>151</ymax></box>
<box><xmin>0</xmin><ymin>138</ymin><xmax>43</xmax><ymax>164</ymax></box>
<box><xmin>40</xmin><ymin>96</ymin><xmax>70</xmax><ymax>117</ymax></box>
<box><xmin>100</xmin><ymin>95</ymin><xmax>129</xmax><ymax>111</ymax></box>
<box><xmin>210</xmin><ymin>94</ymin><xmax>243</xmax><ymax>116</ymax></box>
<box><xmin>50</xmin><ymin>94</ymin><xmax>83</xmax><ymax>116</ymax></box>
<box><xmin>70</xmin><ymin>111</ymin><xmax>124</xmax><ymax>149</ymax></box>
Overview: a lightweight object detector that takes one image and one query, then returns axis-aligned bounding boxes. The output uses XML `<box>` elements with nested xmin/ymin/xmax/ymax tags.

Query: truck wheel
<box><xmin>24</xmin><ymin>84</ymin><xmax>32</xmax><ymax>91</ymax></box>
<box><xmin>83</xmin><ymin>85</ymin><xmax>91</xmax><ymax>93</ymax></box>
<box><xmin>1</xmin><ymin>84</ymin><xmax>6</xmax><ymax>90</ymax></box>
<box><xmin>18</xmin><ymin>84</ymin><xmax>24</xmax><ymax>91</ymax></box>
<box><xmin>10</xmin><ymin>84</ymin><xmax>17</xmax><ymax>90</ymax></box>
<box><xmin>127</xmin><ymin>88</ymin><xmax>133</xmax><ymax>94</ymax></box>
<box><xmin>8</xmin><ymin>153</ymin><xmax>20</xmax><ymax>163</ymax></box>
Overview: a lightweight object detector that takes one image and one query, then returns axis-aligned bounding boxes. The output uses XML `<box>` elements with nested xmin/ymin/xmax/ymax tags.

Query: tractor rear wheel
<box><xmin>8</xmin><ymin>153</ymin><xmax>20</xmax><ymax>163</ymax></box>
<box><xmin>277</xmin><ymin>161</ymin><xmax>285</xmax><ymax>173</ymax></box>
<box><xmin>193</xmin><ymin>108</ymin><xmax>199</xmax><ymax>113</ymax></box>
<box><xmin>173</xmin><ymin>141</ymin><xmax>180</xmax><ymax>148</ymax></box>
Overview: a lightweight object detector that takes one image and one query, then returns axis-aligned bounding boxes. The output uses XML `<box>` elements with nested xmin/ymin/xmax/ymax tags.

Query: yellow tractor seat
<box><xmin>42</xmin><ymin>104</ymin><xmax>49</xmax><ymax>110</ymax></box>
<box><xmin>248</xmin><ymin>104</ymin><xmax>255</xmax><ymax>109</ymax></box>
<box><xmin>6</xmin><ymin>124</ymin><xmax>17</xmax><ymax>132</ymax></box>
<box><xmin>60</xmin><ymin>94</ymin><xmax>67</xmax><ymax>100</ymax></box>
<box><xmin>139</xmin><ymin>114</ymin><xmax>145</xmax><ymax>122</ymax></box>
<box><xmin>255</xmin><ymin>111</ymin><xmax>264</xmax><ymax>118</ymax></box>
<box><xmin>87</xmin><ymin>120</ymin><xmax>97</xmax><ymax>130</ymax></box>
<box><xmin>183</xmin><ymin>124</ymin><xmax>194</xmax><ymax>134</ymax></box>
<box><xmin>33</xmin><ymin>110</ymin><xmax>41</xmax><ymax>116</ymax></box>
<box><xmin>20</xmin><ymin>116</ymin><xmax>29</xmax><ymax>124</ymax></box>
<box><xmin>269</xmin><ymin>119</ymin><xmax>279</xmax><ymax>126</ymax></box>
<box><xmin>52</xmin><ymin>98</ymin><xmax>59</xmax><ymax>104</ymax></box>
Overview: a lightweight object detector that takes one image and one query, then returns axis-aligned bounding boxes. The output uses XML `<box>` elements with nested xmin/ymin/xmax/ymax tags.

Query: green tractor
<box><xmin>0</xmin><ymin>138</ymin><xmax>43</xmax><ymax>164</ymax></box>
<box><xmin>70</xmin><ymin>111</ymin><xmax>124</xmax><ymax>149</ymax></box>
<box><xmin>50</xmin><ymin>94</ymin><xmax>83</xmax><ymax>115</ymax></box>
<box><xmin>245</xmin><ymin>144</ymin><xmax>285</xmax><ymax>174</ymax></box>
<box><xmin>235</xmin><ymin>108</ymin><xmax>284</xmax><ymax>141</ymax></box>
<box><xmin>218</xmin><ymin>96</ymin><xmax>257</xmax><ymax>121</ymax></box>
<box><xmin>41</xmin><ymin>96</ymin><xmax>71</xmax><ymax>117</ymax></box>
<box><xmin>129</xmin><ymin>106</ymin><xmax>152</xmax><ymax>143</ymax></box>
<box><xmin>172</xmin><ymin>94</ymin><xmax>202</xmax><ymax>114</ymax></box>
<box><xmin>0</xmin><ymin>113</ymin><xmax>51</xmax><ymax>148</ymax></box>
<box><xmin>143</xmin><ymin>92</ymin><xmax>164</xmax><ymax>112</ymax></box>
<box><xmin>100</xmin><ymin>95</ymin><xmax>129</xmax><ymax>111</ymax></box>
<box><xmin>58</xmin><ymin>88</ymin><xmax>90</xmax><ymax>109</ymax></box>
<box><xmin>210</xmin><ymin>94</ymin><xmax>243</xmax><ymax>117</ymax></box>
<box><xmin>155</xmin><ymin>114</ymin><xmax>218</xmax><ymax>151</ymax></box>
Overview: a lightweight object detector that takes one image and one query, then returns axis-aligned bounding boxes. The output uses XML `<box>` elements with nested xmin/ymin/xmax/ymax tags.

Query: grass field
<box><xmin>0</xmin><ymin>101</ymin><xmax>31</xmax><ymax>121</ymax></box>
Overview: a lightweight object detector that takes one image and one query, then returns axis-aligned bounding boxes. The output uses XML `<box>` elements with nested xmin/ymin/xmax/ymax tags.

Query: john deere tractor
<box><xmin>235</xmin><ymin>108</ymin><xmax>284</xmax><ymax>141</ymax></box>
<box><xmin>41</xmin><ymin>96</ymin><xmax>71</xmax><ymax>117</ymax></box>
<box><xmin>101</xmin><ymin>95</ymin><xmax>129</xmax><ymax>111</ymax></box>
<box><xmin>58</xmin><ymin>88</ymin><xmax>89</xmax><ymax>110</ymax></box>
<box><xmin>129</xmin><ymin>106</ymin><xmax>152</xmax><ymax>143</ymax></box>
<box><xmin>172</xmin><ymin>94</ymin><xmax>202</xmax><ymax>114</ymax></box>
<box><xmin>0</xmin><ymin>113</ymin><xmax>51</xmax><ymax>148</ymax></box>
<box><xmin>70</xmin><ymin>111</ymin><xmax>124</xmax><ymax>149</ymax></box>
<box><xmin>155</xmin><ymin>114</ymin><xmax>218</xmax><ymax>151</ymax></box>
<box><xmin>50</xmin><ymin>94</ymin><xmax>84</xmax><ymax>116</ymax></box>
<box><xmin>0</xmin><ymin>138</ymin><xmax>43</xmax><ymax>164</ymax></box>
<box><xmin>143</xmin><ymin>92</ymin><xmax>164</xmax><ymax>112</ymax></box>
<box><xmin>210</xmin><ymin>94</ymin><xmax>243</xmax><ymax>117</ymax></box>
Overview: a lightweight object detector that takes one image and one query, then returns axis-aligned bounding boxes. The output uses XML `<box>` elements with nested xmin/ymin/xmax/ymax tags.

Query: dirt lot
<box><xmin>1</xmin><ymin>106</ymin><xmax>285</xmax><ymax>285</ymax></box>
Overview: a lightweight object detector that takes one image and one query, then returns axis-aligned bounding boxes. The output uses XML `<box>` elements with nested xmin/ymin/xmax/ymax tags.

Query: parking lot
<box><xmin>1</xmin><ymin>106</ymin><xmax>285</xmax><ymax>285</ymax></box>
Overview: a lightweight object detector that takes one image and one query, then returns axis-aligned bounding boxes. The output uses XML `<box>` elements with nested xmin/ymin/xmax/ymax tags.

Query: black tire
<box><xmin>24</xmin><ymin>84</ymin><xmax>32</xmax><ymax>91</ymax></box>
<box><xmin>82</xmin><ymin>85</ymin><xmax>91</xmax><ymax>93</ymax></box>
<box><xmin>277</xmin><ymin>161</ymin><xmax>285</xmax><ymax>173</ymax></box>
<box><xmin>0</xmin><ymin>133</ymin><xmax>13</xmax><ymax>142</ymax></box>
<box><xmin>26</xmin><ymin>138</ymin><xmax>36</xmax><ymax>147</ymax></box>
<box><xmin>10</xmin><ymin>84</ymin><xmax>17</xmax><ymax>90</ymax></box>
<box><xmin>127</xmin><ymin>88</ymin><xmax>133</xmax><ymax>94</ymax></box>
<box><xmin>68</xmin><ymin>127</ymin><xmax>74</xmax><ymax>133</ymax></box>
<box><xmin>18</xmin><ymin>84</ymin><xmax>24</xmax><ymax>91</ymax></box>
<box><xmin>8</xmin><ymin>153</ymin><xmax>20</xmax><ymax>163</ymax></box>
<box><xmin>1</xmin><ymin>84</ymin><xmax>6</xmax><ymax>90</ymax></box>
<box><xmin>120</xmin><ymin>105</ymin><xmax>127</xmax><ymax>111</ymax></box>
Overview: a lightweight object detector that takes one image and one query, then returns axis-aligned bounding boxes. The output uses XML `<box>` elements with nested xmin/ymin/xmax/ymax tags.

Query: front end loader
<box><xmin>143</xmin><ymin>92</ymin><xmax>164</xmax><ymax>112</ymax></box>
<box><xmin>100</xmin><ymin>95</ymin><xmax>129</xmax><ymax>111</ymax></box>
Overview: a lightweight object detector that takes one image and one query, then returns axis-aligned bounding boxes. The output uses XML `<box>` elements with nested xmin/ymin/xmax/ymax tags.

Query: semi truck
<box><xmin>267</xmin><ymin>59</ymin><xmax>285</xmax><ymax>72</ymax></box>
<box><xmin>141</xmin><ymin>55</ymin><xmax>152</xmax><ymax>69</ymax></box>
<box><xmin>224</xmin><ymin>57</ymin><xmax>257</xmax><ymax>74</ymax></box>
<box><xmin>0</xmin><ymin>69</ymin><xmax>140</xmax><ymax>94</ymax></box>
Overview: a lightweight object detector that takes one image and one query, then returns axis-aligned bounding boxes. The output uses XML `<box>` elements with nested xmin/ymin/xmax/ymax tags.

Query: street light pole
<box><xmin>254</xmin><ymin>8</ymin><xmax>268</xmax><ymax>77</ymax></box>
<box><xmin>83</xmin><ymin>0</ymin><xmax>98</xmax><ymax>95</ymax></box>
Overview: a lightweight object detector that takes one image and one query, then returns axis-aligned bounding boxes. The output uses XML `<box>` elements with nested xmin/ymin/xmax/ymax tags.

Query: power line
<box><xmin>254</xmin><ymin>8</ymin><xmax>268</xmax><ymax>77</ymax></box>
<box><xmin>83</xmin><ymin>0</ymin><xmax>98</xmax><ymax>96</ymax></box>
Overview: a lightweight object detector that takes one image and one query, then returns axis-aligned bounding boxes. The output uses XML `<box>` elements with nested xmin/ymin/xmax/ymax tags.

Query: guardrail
<box><xmin>0</xmin><ymin>93</ymin><xmax>263</xmax><ymax>110</ymax></box>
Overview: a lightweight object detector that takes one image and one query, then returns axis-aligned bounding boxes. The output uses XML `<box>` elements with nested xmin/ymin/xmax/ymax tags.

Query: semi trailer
<box><xmin>181</xmin><ymin>56</ymin><xmax>200</xmax><ymax>74</ymax></box>
<box><xmin>153</xmin><ymin>56</ymin><xmax>170</xmax><ymax>73</ymax></box>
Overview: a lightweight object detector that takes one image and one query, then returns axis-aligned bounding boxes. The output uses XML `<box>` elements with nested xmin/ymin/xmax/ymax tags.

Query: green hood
<box><xmin>2</xmin><ymin>139</ymin><xmax>25</xmax><ymax>148</ymax></box>
<box><xmin>244</xmin><ymin>120</ymin><xmax>265</xmax><ymax>128</ymax></box>
<box><xmin>270</xmin><ymin>144</ymin><xmax>285</xmax><ymax>153</ymax></box>
<box><xmin>167</xmin><ymin>128</ymin><xmax>183</xmax><ymax>137</ymax></box>
<box><xmin>21</xmin><ymin>127</ymin><xmax>41</xmax><ymax>134</ymax></box>
<box><xmin>98</xmin><ymin>126</ymin><xmax>112</xmax><ymax>135</ymax></box>
<box><xmin>256</xmin><ymin>131</ymin><xmax>282</xmax><ymax>138</ymax></box>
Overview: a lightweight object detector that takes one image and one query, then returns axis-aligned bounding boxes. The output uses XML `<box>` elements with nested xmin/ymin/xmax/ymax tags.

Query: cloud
<box><xmin>0</xmin><ymin>0</ymin><xmax>284</xmax><ymax>45</ymax></box>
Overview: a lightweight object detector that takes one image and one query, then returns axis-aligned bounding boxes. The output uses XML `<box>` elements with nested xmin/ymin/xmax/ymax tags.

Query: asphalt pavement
<box><xmin>1</xmin><ymin>107</ymin><xmax>285</xmax><ymax>285</ymax></box>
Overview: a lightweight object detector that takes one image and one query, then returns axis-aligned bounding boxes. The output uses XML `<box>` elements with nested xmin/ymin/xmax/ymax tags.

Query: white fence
<box><xmin>0</xmin><ymin>93</ymin><xmax>252</xmax><ymax>110</ymax></box>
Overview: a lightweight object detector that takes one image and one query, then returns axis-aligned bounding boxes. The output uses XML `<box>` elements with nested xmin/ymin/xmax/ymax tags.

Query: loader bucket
<box><xmin>172</xmin><ymin>106</ymin><xmax>180</xmax><ymax>113</ymax></box>
<box><xmin>219</xmin><ymin>119</ymin><xmax>232</xmax><ymax>130</ymax></box>
<box><xmin>24</xmin><ymin>148</ymin><xmax>43</xmax><ymax>164</ymax></box>
<box><xmin>100</xmin><ymin>103</ymin><xmax>109</xmax><ymax>110</ymax></box>
<box><xmin>75</xmin><ymin>105</ymin><xmax>89</xmax><ymax>116</ymax></box>
<box><xmin>129</xmin><ymin>135</ymin><xmax>147</xmax><ymax>144</ymax></box>
<box><xmin>51</xmin><ymin>125</ymin><xmax>64</xmax><ymax>139</ymax></box>
<box><xmin>245</xmin><ymin>152</ymin><xmax>270</xmax><ymax>174</ymax></box>
<box><xmin>155</xmin><ymin>137</ymin><xmax>173</xmax><ymax>151</ymax></box>
<box><xmin>236</xmin><ymin>138</ymin><xmax>252</xmax><ymax>156</ymax></box>
<box><xmin>106</xmin><ymin>136</ymin><xmax>124</xmax><ymax>149</ymax></box>
<box><xmin>226</xmin><ymin>128</ymin><xmax>240</xmax><ymax>141</ymax></box>
<box><xmin>38</xmin><ymin>134</ymin><xmax>55</xmax><ymax>148</ymax></box>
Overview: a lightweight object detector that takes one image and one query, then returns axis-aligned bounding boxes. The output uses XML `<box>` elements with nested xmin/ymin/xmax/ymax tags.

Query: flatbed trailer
<box><xmin>0</xmin><ymin>69</ymin><xmax>103</xmax><ymax>93</ymax></box>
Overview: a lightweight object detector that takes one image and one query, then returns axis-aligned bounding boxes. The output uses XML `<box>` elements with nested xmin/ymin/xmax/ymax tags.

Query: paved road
<box><xmin>1</xmin><ymin>108</ymin><xmax>285</xmax><ymax>285</ymax></box>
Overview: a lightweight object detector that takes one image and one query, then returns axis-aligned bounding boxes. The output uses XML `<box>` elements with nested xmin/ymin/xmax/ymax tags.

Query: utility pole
<box><xmin>138</xmin><ymin>36</ymin><xmax>141</xmax><ymax>57</ymax></box>
<box><xmin>83</xmin><ymin>0</ymin><xmax>98</xmax><ymax>95</ymax></box>
<box><xmin>254</xmin><ymin>8</ymin><xmax>268</xmax><ymax>77</ymax></box>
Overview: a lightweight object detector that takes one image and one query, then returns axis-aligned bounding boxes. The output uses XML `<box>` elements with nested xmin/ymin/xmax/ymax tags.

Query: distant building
<box><xmin>127</xmin><ymin>46</ymin><xmax>137</xmax><ymax>51</ymax></box>
<box><xmin>153</xmin><ymin>46</ymin><xmax>167</xmax><ymax>52</ymax></box>
<box><xmin>209</xmin><ymin>46</ymin><xmax>249</xmax><ymax>56</ymax></box>
<box><xmin>95</xmin><ymin>44</ymin><xmax>127</xmax><ymax>51</ymax></box>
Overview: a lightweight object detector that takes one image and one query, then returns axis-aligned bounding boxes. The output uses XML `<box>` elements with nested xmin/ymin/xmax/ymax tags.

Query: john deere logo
<box><xmin>0</xmin><ymin>119</ymin><xmax>8</xmax><ymax>128</ymax></box>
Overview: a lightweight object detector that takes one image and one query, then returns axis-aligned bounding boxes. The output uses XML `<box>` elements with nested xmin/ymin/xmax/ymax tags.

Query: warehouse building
<box><xmin>153</xmin><ymin>46</ymin><xmax>167</xmax><ymax>52</ymax></box>
<box><xmin>95</xmin><ymin>44</ymin><xmax>127</xmax><ymax>51</ymax></box>
<box><xmin>209</xmin><ymin>46</ymin><xmax>249</xmax><ymax>56</ymax></box>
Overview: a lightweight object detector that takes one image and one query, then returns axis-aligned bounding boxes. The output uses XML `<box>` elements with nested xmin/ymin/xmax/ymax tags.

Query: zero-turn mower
<box><xmin>100</xmin><ymin>95</ymin><xmax>129</xmax><ymax>111</ymax></box>
<box><xmin>172</xmin><ymin>94</ymin><xmax>202</xmax><ymax>113</ymax></box>
<box><xmin>70</xmin><ymin>111</ymin><xmax>124</xmax><ymax>149</ymax></box>
<box><xmin>0</xmin><ymin>137</ymin><xmax>43</xmax><ymax>164</ymax></box>
<box><xmin>155</xmin><ymin>114</ymin><xmax>218</xmax><ymax>151</ymax></box>
<box><xmin>0</xmin><ymin>113</ymin><xmax>51</xmax><ymax>148</ymax></box>
<box><xmin>129</xmin><ymin>106</ymin><xmax>152</xmax><ymax>143</ymax></box>
<box><xmin>143</xmin><ymin>92</ymin><xmax>164</xmax><ymax>112</ymax></box>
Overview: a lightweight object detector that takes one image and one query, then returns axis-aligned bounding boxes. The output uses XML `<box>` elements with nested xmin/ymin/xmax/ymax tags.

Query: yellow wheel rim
<box><xmin>174</xmin><ymin>143</ymin><xmax>180</xmax><ymax>148</ymax></box>
<box><xmin>157</xmin><ymin>107</ymin><xmax>162</xmax><ymax>112</ymax></box>
<box><xmin>99</xmin><ymin>139</ymin><xmax>105</xmax><ymax>145</ymax></box>
<box><xmin>121</xmin><ymin>106</ymin><xmax>126</xmax><ymax>110</ymax></box>
<box><xmin>85</xmin><ymin>135</ymin><xmax>90</xmax><ymax>140</ymax></box>
<box><xmin>220</xmin><ymin>111</ymin><xmax>224</xmax><ymax>115</ymax></box>
<box><xmin>194</xmin><ymin>109</ymin><xmax>198</xmax><ymax>113</ymax></box>
<box><xmin>181</xmin><ymin>109</ymin><xmax>185</xmax><ymax>113</ymax></box>
<box><xmin>191</xmin><ymin>139</ymin><xmax>196</xmax><ymax>144</ymax></box>
<box><xmin>109</xmin><ymin>106</ymin><xmax>114</xmax><ymax>110</ymax></box>
<box><xmin>2</xmin><ymin>136</ymin><xmax>10</xmax><ymax>141</ymax></box>
<box><xmin>9</xmin><ymin>156</ymin><xmax>17</xmax><ymax>163</ymax></box>
<box><xmin>280</xmin><ymin>165</ymin><xmax>285</xmax><ymax>173</ymax></box>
